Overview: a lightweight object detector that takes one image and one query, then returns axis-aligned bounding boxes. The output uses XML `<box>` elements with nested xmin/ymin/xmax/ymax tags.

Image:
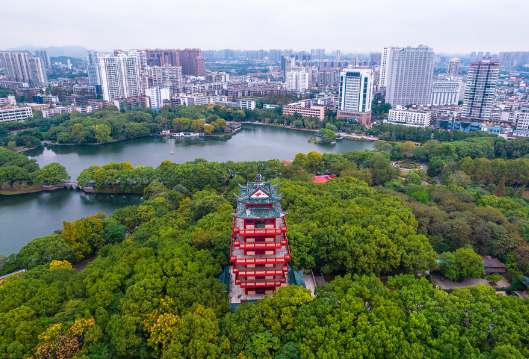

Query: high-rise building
<box><xmin>28</xmin><ymin>57</ymin><xmax>47</xmax><ymax>86</ymax></box>
<box><xmin>87</xmin><ymin>50</ymin><xmax>102</xmax><ymax>94</ymax></box>
<box><xmin>499</xmin><ymin>51</ymin><xmax>529</xmax><ymax>67</ymax></box>
<box><xmin>285</xmin><ymin>70</ymin><xmax>309</xmax><ymax>92</ymax></box>
<box><xmin>310</xmin><ymin>49</ymin><xmax>325</xmax><ymax>60</ymax></box>
<box><xmin>229</xmin><ymin>174</ymin><xmax>291</xmax><ymax>296</ymax></box>
<box><xmin>370</xmin><ymin>52</ymin><xmax>382</xmax><ymax>66</ymax></box>
<box><xmin>35</xmin><ymin>50</ymin><xmax>51</xmax><ymax>70</ymax></box>
<box><xmin>381</xmin><ymin>45</ymin><xmax>434</xmax><ymax>107</ymax></box>
<box><xmin>178</xmin><ymin>48</ymin><xmax>205</xmax><ymax>76</ymax></box>
<box><xmin>461</xmin><ymin>58</ymin><xmax>500</xmax><ymax>121</ymax></box>
<box><xmin>145</xmin><ymin>87</ymin><xmax>170</xmax><ymax>109</ymax></box>
<box><xmin>202</xmin><ymin>50</ymin><xmax>216</xmax><ymax>60</ymax></box>
<box><xmin>379</xmin><ymin>47</ymin><xmax>394</xmax><ymax>88</ymax></box>
<box><xmin>129</xmin><ymin>50</ymin><xmax>147</xmax><ymax>74</ymax></box>
<box><xmin>335</xmin><ymin>50</ymin><xmax>341</xmax><ymax>62</ymax></box>
<box><xmin>316</xmin><ymin>69</ymin><xmax>341</xmax><ymax>88</ymax></box>
<box><xmin>268</xmin><ymin>49</ymin><xmax>282</xmax><ymax>61</ymax></box>
<box><xmin>281</xmin><ymin>56</ymin><xmax>295</xmax><ymax>79</ymax></box>
<box><xmin>296</xmin><ymin>51</ymin><xmax>311</xmax><ymax>61</ymax></box>
<box><xmin>0</xmin><ymin>51</ymin><xmax>30</xmax><ymax>83</ymax></box>
<box><xmin>246</xmin><ymin>50</ymin><xmax>260</xmax><ymax>60</ymax></box>
<box><xmin>143</xmin><ymin>49</ymin><xmax>179</xmax><ymax>67</ymax></box>
<box><xmin>0</xmin><ymin>51</ymin><xmax>47</xmax><ymax>86</ymax></box>
<box><xmin>140</xmin><ymin>48</ymin><xmax>205</xmax><ymax>76</ymax></box>
<box><xmin>429</xmin><ymin>81</ymin><xmax>461</xmax><ymax>105</ymax></box>
<box><xmin>336</xmin><ymin>67</ymin><xmax>374</xmax><ymax>125</ymax></box>
<box><xmin>98</xmin><ymin>51</ymin><xmax>142</xmax><ymax>102</ymax></box>
<box><xmin>147</xmin><ymin>65</ymin><xmax>183</xmax><ymax>94</ymax></box>
<box><xmin>447</xmin><ymin>58</ymin><xmax>461</xmax><ymax>76</ymax></box>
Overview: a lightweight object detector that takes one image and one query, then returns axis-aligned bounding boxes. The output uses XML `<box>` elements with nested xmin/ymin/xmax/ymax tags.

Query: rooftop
<box><xmin>313</xmin><ymin>175</ymin><xmax>334</xmax><ymax>183</ymax></box>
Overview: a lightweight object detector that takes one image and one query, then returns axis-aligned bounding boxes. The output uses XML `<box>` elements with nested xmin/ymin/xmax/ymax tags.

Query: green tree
<box><xmin>486</xmin><ymin>274</ymin><xmax>503</xmax><ymax>285</ymax></box>
<box><xmin>162</xmin><ymin>306</ymin><xmax>229</xmax><ymax>358</ymax></box>
<box><xmin>440</xmin><ymin>246</ymin><xmax>485</xmax><ymax>281</ymax></box>
<box><xmin>31</xmin><ymin>162</ymin><xmax>70</xmax><ymax>185</ymax></box>
<box><xmin>404</xmin><ymin>172</ymin><xmax>422</xmax><ymax>185</ymax></box>
<box><xmin>373</xmin><ymin>140</ymin><xmax>393</xmax><ymax>153</ymax></box>
<box><xmin>494</xmin><ymin>179</ymin><xmax>506</xmax><ymax>197</ymax></box>
<box><xmin>400</xmin><ymin>141</ymin><xmax>416</xmax><ymax>158</ymax></box>
<box><xmin>368</xmin><ymin>153</ymin><xmax>396</xmax><ymax>185</ymax></box>
<box><xmin>95</xmin><ymin>124</ymin><xmax>112</xmax><ymax>143</ymax></box>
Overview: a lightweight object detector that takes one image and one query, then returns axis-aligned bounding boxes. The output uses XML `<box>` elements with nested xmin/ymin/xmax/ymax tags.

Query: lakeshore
<box><xmin>233</xmin><ymin>121</ymin><xmax>379</xmax><ymax>141</ymax></box>
<box><xmin>1</xmin><ymin>123</ymin><xmax>374</xmax><ymax>254</ymax></box>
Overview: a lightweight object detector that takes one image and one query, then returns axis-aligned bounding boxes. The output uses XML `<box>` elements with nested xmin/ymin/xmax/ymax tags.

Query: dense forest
<box><xmin>3</xmin><ymin>107</ymin><xmax>529</xmax><ymax>357</ymax></box>
<box><xmin>0</xmin><ymin>107</ymin><xmax>230</xmax><ymax>150</ymax></box>
<box><xmin>1</xmin><ymin>161</ymin><xmax>529</xmax><ymax>357</ymax></box>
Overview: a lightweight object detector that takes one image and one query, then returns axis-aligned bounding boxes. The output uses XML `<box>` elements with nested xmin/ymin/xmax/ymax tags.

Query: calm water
<box><xmin>0</xmin><ymin>190</ymin><xmax>143</xmax><ymax>256</ymax></box>
<box><xmin>1</xmin><ymin>124</ymin><xmax>373</xmax><ymax>255</ymax></box>
<box><xmin>25</xmin><ymin>124</ymin><xmax>373</xmax><ymax>179</ymax></box>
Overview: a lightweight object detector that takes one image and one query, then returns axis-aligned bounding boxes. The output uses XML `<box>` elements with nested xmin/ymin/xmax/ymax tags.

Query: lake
<box><xmin>0</xmin><ymin>190</ymin><xmax>143</xmax><ymax>256</ymax></box>
<box><xmin>1</xmin><ymin>124</ymin><xmax>373</xmax><ymax>255</ymax></box>
<box><xmin>24</xmin><ymin>124</ymin><xmax>374</xmax><ymax>179</ymax></box>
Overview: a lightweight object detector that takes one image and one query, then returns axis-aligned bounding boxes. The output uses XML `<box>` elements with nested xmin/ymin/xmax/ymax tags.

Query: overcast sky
<box><xmin>1</xmin><ymin>0</ymin><xmax>527</xmax><ymax>54</ymax></box>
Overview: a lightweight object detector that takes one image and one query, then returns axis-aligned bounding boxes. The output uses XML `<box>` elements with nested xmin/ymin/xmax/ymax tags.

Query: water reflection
<box><xmin>0</xmin><ymin>190</ymin><xmax>143</xmax><ymax>255</ymax></box>
<box><xmin>4</xmin><ymin>124</ymin><xmax>373</xmax><ymax>255</ymax></box>
<box><xmin>26</xmin><ymin>124</ymin><xmax>373</xmax><ymax>179</ymax></box>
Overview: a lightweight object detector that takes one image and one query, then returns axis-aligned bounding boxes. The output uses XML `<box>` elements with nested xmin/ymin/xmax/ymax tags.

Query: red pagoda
<box><xmin>230</xmin><ymin>174</ymin><xmax>290</xmax><ymax>296</ymax></box>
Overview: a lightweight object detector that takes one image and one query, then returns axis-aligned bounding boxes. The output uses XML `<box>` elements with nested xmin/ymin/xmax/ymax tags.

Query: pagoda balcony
<box><xmin>234</xmin><ymin>277</ymin><xmax>287</xmax><ymax>288</ymax></box>
<box><xmin>233</xmin><ymin>265</ymin><xmax>288</xmax><ymax>277</ymax></box>
<box><xmin>230</xmin><ymin>244</ymin><xmax>291</xmax><ymax>265</ymax></box>
<box><xmin>232</xmin><ymin>218</ymin><xmax>288</xmax><ymax>236</ymax></box>
<box><xmin>231</xmin><ymin>242</ymin><xmax>289</xmax><ymax>257</ymax></box>
<box><xmin>234</xmin><ymin>227</ymin><xmax>285</xmax><ymax>236</ymax></box>
<box><xmin>233</xmin><ymin>239</ymin><xmax>288</xmax><ymax>250</ymax></box>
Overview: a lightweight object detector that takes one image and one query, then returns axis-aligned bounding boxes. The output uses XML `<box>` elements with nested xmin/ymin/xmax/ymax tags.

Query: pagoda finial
<box><xmin>256</xmin><ymin>162</ymin><xmax>262</xmax><ymax>182</ymax></box>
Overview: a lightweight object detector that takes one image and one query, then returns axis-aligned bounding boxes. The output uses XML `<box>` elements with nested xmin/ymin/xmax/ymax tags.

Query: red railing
<box><xmin>230</xmin><ymin>212</ymin><xmax>292</xmax><ymax>268</ymax></box>
<box><xmin>233</xmin><ymin>240</ymin><xmax>287</xmax><ymax>250</ymax></box>
<box><xmin>235</xmin><ymin>228</ymin><xmax>282</xmax><ymax>236</ymax></box>
<box><xmin>230</xmin><ymin>256</ymin><xmax>290</xmax><ymax>265</ymax></box>
<box><xmin>234</xmin><ymin>279</ymin><xmax>286</xmax><ymax>287</ymax></box>
<box><xmin>235</xmin><ymin>266</ymin><xmax>288</xmax><ymax>277</ymax></box>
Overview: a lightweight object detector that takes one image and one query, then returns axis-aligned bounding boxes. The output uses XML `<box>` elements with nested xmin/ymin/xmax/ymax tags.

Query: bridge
<box><xmin>61</xmin><ymin>181</ymin><xmax>79</xmax><ymax>188</ymax></box>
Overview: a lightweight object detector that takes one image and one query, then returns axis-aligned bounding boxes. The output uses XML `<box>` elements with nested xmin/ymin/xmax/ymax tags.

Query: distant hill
<box><xmin>3</xmin><ymin>45</ymin><xmax>90</xmax><ymax>58</ymax></box>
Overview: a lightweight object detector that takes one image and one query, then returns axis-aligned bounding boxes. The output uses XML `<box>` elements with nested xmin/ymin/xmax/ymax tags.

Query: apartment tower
<box><xmin>0</xmin><ymin>51</ymin><xmax>48</xmax><ymax>86</ymax></box>
<box><xmin>381</xmin><ymin>45</ymin><xmax>434</xmax><ymax>107</ymax></box>
<box><xmin>98</xmin><ymin>51</ymin><xmax>142</xmax><ymax>102</ymax></box>
<box><xmin>461</xmin><ymin>58</ymin><xmax>500</xmax><ymax>121</ymax></box>
<box><xmin>447</xmin><ymin>58</ymin><xmax>461</xmax><ymax>76</ymax></box>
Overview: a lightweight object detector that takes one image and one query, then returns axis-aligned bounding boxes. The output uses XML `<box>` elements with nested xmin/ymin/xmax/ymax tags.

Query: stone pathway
<box><xmin>431</xmin><ymin>275</ymin><xmax>510</xmax><ymax>290</ymax></box>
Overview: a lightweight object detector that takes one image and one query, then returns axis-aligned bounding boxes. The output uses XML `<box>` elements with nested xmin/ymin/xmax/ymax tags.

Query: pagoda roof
<box><xmin>234</xmin><ymin>201</ymin><xmax>288</xmax><ymax>219</ymax></box>
<box><xmin>235</xmin><ymin>177</ymin><xmax>283</xmax><ymax>204</ymax></box>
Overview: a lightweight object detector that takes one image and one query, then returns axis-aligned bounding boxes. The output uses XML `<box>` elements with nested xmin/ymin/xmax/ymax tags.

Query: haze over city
<box><xmin>1</xmin><ymin>0</ymin><xmax>528</xmax><ymax>53</ymax></box>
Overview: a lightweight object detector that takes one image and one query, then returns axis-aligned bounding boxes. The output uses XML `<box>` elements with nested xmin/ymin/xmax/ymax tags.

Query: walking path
<box><xmin>432</xmin><ymin>275</ymin><xmax>510</xmax><ymax>290</ymax></box>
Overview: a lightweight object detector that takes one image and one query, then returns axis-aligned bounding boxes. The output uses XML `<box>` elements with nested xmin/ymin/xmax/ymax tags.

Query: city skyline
<box><xmin>1</xmin><ymin>0</ymin><xmax>527</xmax><ymax>54</ymax></box>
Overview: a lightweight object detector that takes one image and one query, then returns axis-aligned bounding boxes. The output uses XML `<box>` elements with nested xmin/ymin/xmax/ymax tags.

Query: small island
<box><xmin>309</xmin><ymin>128</ymin><xmax>337</xmax><ymax>144</ymax></box>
